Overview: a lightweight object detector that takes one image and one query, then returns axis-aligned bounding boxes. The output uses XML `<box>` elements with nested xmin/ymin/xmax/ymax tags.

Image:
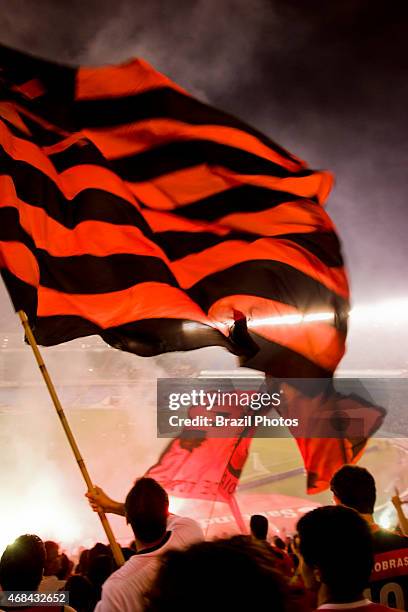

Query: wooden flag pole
<box><xmin>17</xmin><ymin>310</ymin><xmax>125</xmax><ymax>567</ymax></box>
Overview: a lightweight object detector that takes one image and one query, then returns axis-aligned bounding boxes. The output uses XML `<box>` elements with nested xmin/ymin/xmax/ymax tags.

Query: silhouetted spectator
<box><xmin>75</xmin><ymin>549</ymin><xmax>89</xmax><ymax>576</ymax></box>
<box><xmin>87</xmin><ymin>554</ymin><xmax>115</xmax><ymax>602</ymax></box>
<box><xmin>274</xmin><ymin>535</ymin><xmax>287</xmax><ymax>551</ymax></box>
<box><xmin>272</xmin><ymin>535</ymin><xmax>294</xmax><ymax>576</ymax></box>
<box><xmin>88</xmin><ymin>543</ymin><xmax>110</xmax><ymax>565</ymax></box>
<box><xmin>250</xmin><ymin>514</ymin><xmax>269</xmax><ymax>541</ymax></box>
<box><xmin>0</xmin><ymin>534</ymin><xmax>75</xmax><ymax>612</ymax></box>
<box><xmin>147</xmin><ymin>535</ymin><xmax>292</xmax><ymax>611</ymax></box>
<box><xmin>297</xmin><ymin>505</ymin><xmax>395</xmax><ymax>612</ymax></box>
<box><xmin>65</xmin><ymin>575</ymin><xmax>95</xmax><ymax>612</ymax></box>
<box><xmin>39</xmin><ymin>540</ymin><xmax>65</xmax><ymax>592</ymax></box>
<box><xmin>56</xmin><ymin>552</ymin><xmax>73</xmax><ymax>581</ymax></box>
<box><xmin>331</xmin><ymin>465</ymin><xmax>408</xmax><ymax>609</ymax></box>
<box><xmin>249</xmin><ymin>514</ymin><xmax>293</xmax><ymax>577</ymax></box>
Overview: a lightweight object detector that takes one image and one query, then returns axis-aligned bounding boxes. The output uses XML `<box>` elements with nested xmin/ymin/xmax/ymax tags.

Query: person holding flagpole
<box><xmin>87</xmin><ymin>478</ymin><xmax>203</xmax><ymax>612</ymax></box>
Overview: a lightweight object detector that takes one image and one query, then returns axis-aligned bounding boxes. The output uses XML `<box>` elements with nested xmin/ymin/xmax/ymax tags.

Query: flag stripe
<box><xmin>76</xmin><ymin>83</ymin><xmax>302</xmax><ymax>165</ymax></box>
<box><xmin>0</xmin><ymin>203</ymin><xmax>163</xmax><ymax>259</ymax></box>
<box><xmin>131</xmin><ymin>172</ymin><xmax>329</xmax><ymax>216</ymax></box>
<box><xmin>187</xmin><ymin>260</ymin><xmax>348</xmax><ymax>312</ymax></box>
<box><xmin>37</xmin><ymin>252</ymin><xmax>178</xmax><ymax>294</ymax></box>
<box><xmin>36</xmin><ymin>283</ymin><xmax>210</xmax><ymax>326</ymax></box>
<box><xmin>0</xmin><ymin>156</ymin><xmax>150</xmax><ymax>232</ymax></box>
<box><xmin>244</xmin><ymin>331</ymin><xmax>333</xmax><ymax>377</ymax></box>
<box><xmin>0</xmin><ymin>240</ymin><xmax>39</xmax><ymax>287</ymax></box>
<box><xmin>109</xmin><ymin>141</ymin><xmax>313</xmax><ymax>182</ymax></box>
<box><xmin>1</xmin><ymin>267</ymin><xmax>218</xmax><ymax>332</ymax></box>
<box><xmin>216</xmin><ymin>201</ymin><xmax>333</xmax><ymax>234</ymax></box>
<box><xmin>0</xmin><ymin>238</ymin><xmax>176</xmax><ymax>294</ymax></box>
<box><xmin>144</xmin><ymin>185</ymin><xmax>302</xmax><ymax>220</ymax></box>
<box><xmin>84</xmin><ymin>118</ymin><xmax>303</xmax><ymax>171</ymax></box>
<box><xmin>252</xmin><ymin>321</ymin><xmax>345</xmax><ymax>372</ymax></box>
<box><xmin>0</xmin><ymin>231</ymin><xmax>346</xmax><ymax>307</ymax></box>
<box><xmin>77</xmin><ymin>59</ymin><xmax>187</xmax><ymax>100</ymax></box>
<box><xmin>0</xmin><ymin>122</ymin><xmax>144</xmax><ymax>211</ymax></box>
<box><xmin>24</xmin><ymin>313</ymin><xmax>232</xmax><ymax>355</ymax></box>
<box><xmin>145</xmin><ymin>203</ymin><xmax>334</xmax><ymax>246</ymax></box>
<box><xmin>154</xmin><ymin>230</ymin><xmax>344</xmax><ymax>267</ymax></box>
<box><xmin>0</xmin><ymin>267</ymin><xmax>38</xmax><ymax>317</ymax></box>
<box><xmin>173</xmin><ymin>241</ymin><xmax>348</xmax><ymax>296</ymax></box>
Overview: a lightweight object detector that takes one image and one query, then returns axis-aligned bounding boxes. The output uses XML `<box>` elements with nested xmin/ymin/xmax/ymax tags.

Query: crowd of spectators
<box><xmin>1</xmin><ymin>466</ymin><xmax>408</xmax><ymax>611</ymax></box>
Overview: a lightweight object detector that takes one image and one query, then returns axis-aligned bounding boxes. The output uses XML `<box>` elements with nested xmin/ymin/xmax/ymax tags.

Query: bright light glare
<box><xmin>182</xmin><ymin>322</ymin><xmax>203</xmax><ymax>332</ymax></box>
<box><xmin>0</xmin><ymin>472</ymin><xmax>97</xmax><ymax>556</ymax></box>
<box><xmin>377</xmin><ymin>507</ymin><xmax>395</xmax><ymax>530</ymax></box>
<box><xmin>169</xmin><ymin>495</ymin><xmax>189</xmax><ymax>515</ymax></box>
<box><xmin>350</xmin><ymin>298</ymin><xmax>408</xmax><ymax>324</ymax></box>
<box><xmin>248</xmin><ymin>312</ymin><xmax>334</xmax><ymax>328</ymax></box>
<box><xmin>232</xmin><ymin>297</ymin><xmax>408</xmax><ymax>329</ymax></box>
<box><xmin>304</xmin><ymin>312</ymin><xmax>335</xmax><ymax>323</ymax></box>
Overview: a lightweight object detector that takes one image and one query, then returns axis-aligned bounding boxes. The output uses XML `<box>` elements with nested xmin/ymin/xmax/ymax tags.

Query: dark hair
<box><xmin>125</xmin><ymin>478</ymin><xmax>169</xmax><ymax>544</ymax></box>
<box><xmin>121</xmin><ymin>547</ymin><xmax>136</xmax><ymax>561</ymax></box>
<box><xmin>147</xmin><ymin>535</ymin><xmax>291</xmax><ymax>612</ymax></box>
<box><xmin>0</xmin><ymin>534</ymin><xmax>45</xmax><ymax>591</ymax></box>
<box><xmin>88</xmin><ymin>542</ymin><xmax>110</xmax><ymax>564</ymax></box>
<box><xmin>86</xmin><ymin>553</ymin><xmax>115</xmax><ymax>602</ymax></box>
<box><xmin>273</xmin><ymin>536</ymin><xmax>286</xmax><ymax>551</ymax></box>
<box><xmin>250</xmin><ymin>514</ymin><xmax>269</xmax><ymax>540</ymax></box>
<box><xmin>56</xmin><ymin>552</ymin><xmax>72</xmax><ymax>580</ymax></box>
<box><xmin>297</xmin><ymin>505</ymin><xmax>374</xmax><ymax>601</ymax></box>
<box><xmin>44</xmin><ymin>540</ymin><xmax>60</xmax><ymax>576</ymax></box>
<box><xmin>76</xmin><ymin>549</ymin><xmax>90</xmax><ymax>575</ymax></box>
<box><xmin>87</xmin><ymin>554</ymin><xmax>115</xmax><ymax>589</ymax></box>
<box><xmin>330</xmin><ymin>465</ymin><xmax>376</xmax><ymax>514</ymax></box>
<box><xmin>65</xmin><ymin>575</ymin><xmax>95</xmax><ymax>612</ymax></box>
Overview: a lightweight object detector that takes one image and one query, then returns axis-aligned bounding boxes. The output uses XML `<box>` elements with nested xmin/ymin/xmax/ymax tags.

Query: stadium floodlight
<box><xmin>349</xmin><ymin>298</ymin><xmax>408</xmax><ymax>325</ymax></box>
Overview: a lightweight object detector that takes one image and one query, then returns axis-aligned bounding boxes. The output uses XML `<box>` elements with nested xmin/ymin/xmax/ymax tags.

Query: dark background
<box><xmin>0</xmin><ymin>0</ymin><xmax>407</xmax><ymax>325</ymax></box>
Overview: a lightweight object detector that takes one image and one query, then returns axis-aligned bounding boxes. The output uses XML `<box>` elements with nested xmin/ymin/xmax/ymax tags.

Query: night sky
<box><xmin>0</xmin><ymin>0</ymin><xmax>407</xmax><ymax>326</ymax></box>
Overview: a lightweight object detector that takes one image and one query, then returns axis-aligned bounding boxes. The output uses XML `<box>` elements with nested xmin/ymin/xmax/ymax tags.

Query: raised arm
<box><xmin>391</xmin><ymin>488</ymin><xmax>408</xmax><ymax>537</ymax></box>
<box><xmin>86</xmin><ymin>486</ymin><xmax>125</xmax><ymax>516</ymax></box>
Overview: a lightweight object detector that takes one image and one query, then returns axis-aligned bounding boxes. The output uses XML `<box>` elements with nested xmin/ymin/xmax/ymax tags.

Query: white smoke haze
<box><xmin>84</xmin><ymin>0</ymin><xmax>276</xmax><ymax>100</ymax></box>
<box><xmin>0</xmin><ymin>287</ymin><xmax>238</xmax><ymax>553</ymax></box>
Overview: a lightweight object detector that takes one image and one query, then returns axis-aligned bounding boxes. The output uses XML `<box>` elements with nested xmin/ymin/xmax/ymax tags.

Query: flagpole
<box><xmin>17</xmin><ymin>310</ymin><xmax>125</xmax><ymax>567</ymax></box>
<box><xmin>228</xmin><ymin>494</ymin><xmax>247</xmax><ymax>533</ymax></box>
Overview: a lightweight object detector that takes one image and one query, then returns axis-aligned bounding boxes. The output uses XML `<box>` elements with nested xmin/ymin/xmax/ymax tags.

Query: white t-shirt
<box><xmin>95</xmin><ymin>514</ymin><xmax>204</xmax><ymax>612</ymax></box>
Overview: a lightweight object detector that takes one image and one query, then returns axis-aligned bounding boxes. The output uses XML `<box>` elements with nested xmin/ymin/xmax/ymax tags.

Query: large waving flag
<box><xmin>0</xmin><ymin>45</ymin><xmax>376</xmax><ymax>494</ymax></box>
<box><xmin>0</xmin><ymin>45</ymin><xmax>348</xmax><ymax>377</ymax></box>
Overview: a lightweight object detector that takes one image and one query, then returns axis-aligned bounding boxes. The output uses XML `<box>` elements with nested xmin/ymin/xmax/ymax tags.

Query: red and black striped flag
<box><xmin>0</xmin><ymin>45</ymin><xmax>348</xmax><ymax>377</ymax></box>
<box><xmin>0</xmin><ymin>46</ymin><xmax>381</xmax><ymax>494</ymax></box>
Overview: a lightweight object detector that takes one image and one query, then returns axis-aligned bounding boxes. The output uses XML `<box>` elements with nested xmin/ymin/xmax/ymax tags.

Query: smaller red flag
<box><xmin>147</xmin><ymin>389</ymin><xmax>256</xmax><ymax>502</ymax></box>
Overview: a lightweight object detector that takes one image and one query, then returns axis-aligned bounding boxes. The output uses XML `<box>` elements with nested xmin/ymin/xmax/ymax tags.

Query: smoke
<box><xmin>0</xmin><ymin>346</ymin><xmax>151</xmax><ymax>553</ymax></box>
<box><xmin>0</xmin><ymin>309</ymin><xmax>238</xmax><ymax>553</ymax></box>
<box><xmin>84</xmin><ymin>0</ymin><xmax>279</xmax><ymax>100</ymax></box>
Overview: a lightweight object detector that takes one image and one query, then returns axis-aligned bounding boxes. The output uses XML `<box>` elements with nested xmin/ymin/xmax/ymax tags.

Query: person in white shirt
<box><xmin>87</xmin><ymin>477</ymin><xmax>203</xmax><ymax>612</ymax></box>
